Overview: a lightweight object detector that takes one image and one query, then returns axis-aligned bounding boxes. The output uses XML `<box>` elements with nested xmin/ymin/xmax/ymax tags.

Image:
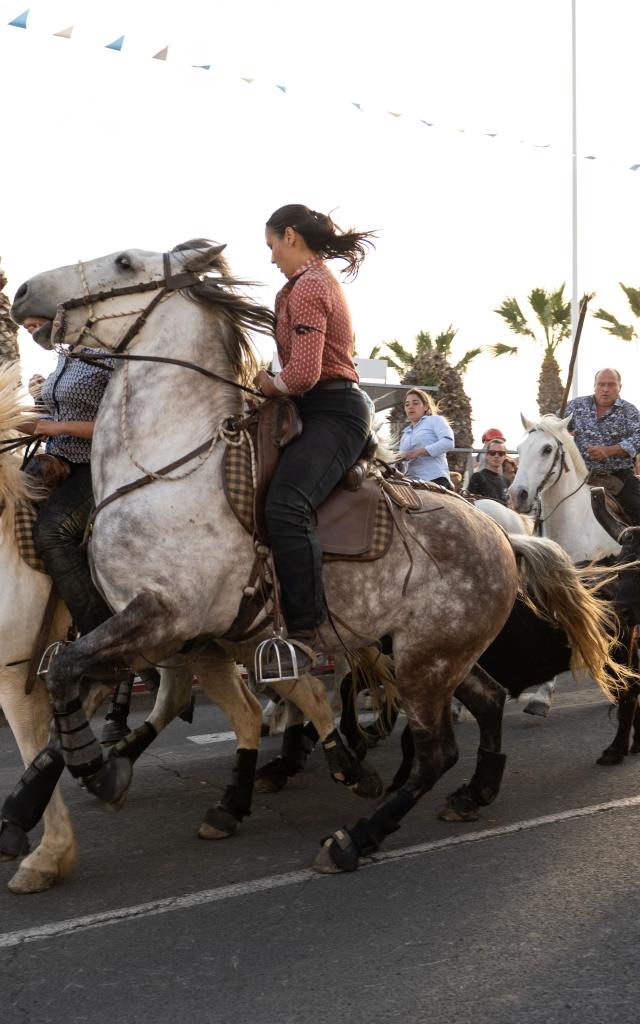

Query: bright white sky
<box><xmin>1</xmin><ymin>0</ymin><xmax>640</xmax><ymax>446</ymax></box>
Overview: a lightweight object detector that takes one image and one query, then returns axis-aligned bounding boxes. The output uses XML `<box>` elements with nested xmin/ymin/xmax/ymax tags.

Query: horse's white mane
<box><xmin>535</xmin><ymin>414</ymin><xmax>587</xmax><ymax>476</ymax></box>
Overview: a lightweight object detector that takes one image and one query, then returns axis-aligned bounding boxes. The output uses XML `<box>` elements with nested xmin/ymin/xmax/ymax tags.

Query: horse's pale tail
<box><xmin>0</xmin><ymin>361</ymin><xmax>26</xmax><ymax>434</ymax></box>
<box><xmin>510</xmin><ymin>534</ymin><xmax>632</xmax><ymax>702</ymax></box>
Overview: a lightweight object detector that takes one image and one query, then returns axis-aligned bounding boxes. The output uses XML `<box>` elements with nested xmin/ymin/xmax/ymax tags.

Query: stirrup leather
<box><xmin>254</xmin><ymin>631</ymin><xmax>316</xmax><ymax>684</ymax></box>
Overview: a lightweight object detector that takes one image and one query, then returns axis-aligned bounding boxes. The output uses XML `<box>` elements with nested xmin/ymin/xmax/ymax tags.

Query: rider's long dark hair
<box><xmin>266</xmin><ymin>205</ymin><xmax>376</xmax><ymax>280</ymax></box>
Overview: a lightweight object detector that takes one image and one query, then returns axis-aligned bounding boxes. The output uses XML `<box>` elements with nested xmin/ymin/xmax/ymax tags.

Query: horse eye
<box><xmin>116</xmin><ymin>254</ymin><xmax>131</xmax><ymax>269</ymax></box>
<box><xmin>542</xmin><ymin>444</ymin><xmax>553</xmax><ymax>455</ymax></box>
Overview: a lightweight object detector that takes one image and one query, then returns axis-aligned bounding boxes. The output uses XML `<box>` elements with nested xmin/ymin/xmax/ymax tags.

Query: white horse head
<box><xmin>11</xmin><ymin>240</ymin><xmax>229</xmax><ymax>352</ymax></box>
<box><xmin>509</xmin><ymin>413</ymin><xmax>619</xmax><ymax>561</ymax></box>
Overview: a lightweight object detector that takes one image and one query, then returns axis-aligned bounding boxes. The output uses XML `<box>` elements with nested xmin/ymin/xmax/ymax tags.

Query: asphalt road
<box><xmin>1</xmin><ymin>675</ymin><xmax>639</xmax><ymax>1024</ymax></box>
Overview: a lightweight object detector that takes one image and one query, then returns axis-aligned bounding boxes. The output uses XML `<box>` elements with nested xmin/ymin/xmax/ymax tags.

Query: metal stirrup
<box><xmin>37</xmin><ymin>640</ymin><xmax>71</xmax><ymax>679</ymax></box>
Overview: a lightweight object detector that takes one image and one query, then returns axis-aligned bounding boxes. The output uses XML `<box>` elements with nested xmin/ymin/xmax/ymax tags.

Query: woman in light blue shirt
<box><xmin>398</xmin><ymin>388</ymin><xmax>454</xmax><ymax>487</ymax></box>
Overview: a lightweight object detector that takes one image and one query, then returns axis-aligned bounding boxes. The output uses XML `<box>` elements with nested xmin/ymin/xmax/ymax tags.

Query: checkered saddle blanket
<box><xmin>13</xmin><ymin>501</ymin><xmax>46</xmax><ymax>574</ymax></box>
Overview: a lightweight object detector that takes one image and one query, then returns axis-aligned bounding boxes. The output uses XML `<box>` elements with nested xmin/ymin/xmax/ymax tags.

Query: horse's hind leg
<box><xmin>315</xmin><ymin>650</ymin><xmax>461</xmax><ymax>874</ymax></box>
<box><xmin>597</xmin><ymin>679</ymin><xmax>640</xmax><ymax>765</ymax></box>
<box><xmin>438</xmin><ymin>666</ymin><xmax>507</xmax><ymax>822</ymax></box>
<box><xmin>522</xmin><ymin>677</ymin><xmax>556</xmax><ymax>718</ymax></box>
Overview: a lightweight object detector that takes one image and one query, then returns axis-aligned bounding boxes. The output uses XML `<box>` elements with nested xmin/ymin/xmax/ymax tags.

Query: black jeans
<box><xmin>33</xmin><ymin>462</ymin><xmax>112</xmax><ymax>636</ymax></box>
<box><xmin>615</xmin><ymin>469</ymin><xmax>640</xmax><ymax>525</ymax></box>
<box><xmin>265</xmin><ymin>384</ymin><xmax>371</xmax><ymax>632</ymax></box>
<box><xmin>611</xmin><ymin>469</ymin><xmax>640</xmax><ymax>624</ymax></box>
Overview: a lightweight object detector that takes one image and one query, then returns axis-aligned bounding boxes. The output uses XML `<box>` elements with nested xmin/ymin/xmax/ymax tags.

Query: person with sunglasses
<box><xmin>468</xmin><ymin>438</ymin><xmax>509</xmax><ymax>504</ymax></box>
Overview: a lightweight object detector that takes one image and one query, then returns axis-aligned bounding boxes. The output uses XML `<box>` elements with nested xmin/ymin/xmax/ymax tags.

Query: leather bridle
<box><xmin>528</xmin><ymin>430</ymin><xmax>588</xmax><ymax>529</ymax></box>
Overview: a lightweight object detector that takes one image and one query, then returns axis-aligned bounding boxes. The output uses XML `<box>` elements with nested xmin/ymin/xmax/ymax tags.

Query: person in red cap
<box><xmin>481</xmin><ymin>427</ymin><xmax>506</xmax><ymax>444</ymax></box>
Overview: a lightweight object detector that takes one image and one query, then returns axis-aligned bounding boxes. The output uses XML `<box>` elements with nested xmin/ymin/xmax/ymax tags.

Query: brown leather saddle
<box><xmin>224</xmin><ymin>396</ymin><xmax>392</xmax><ymax>558</ymax></box>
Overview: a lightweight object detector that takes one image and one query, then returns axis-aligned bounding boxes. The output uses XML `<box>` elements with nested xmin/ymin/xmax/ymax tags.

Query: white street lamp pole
<box><xmin>570</xmin><ymin>0</ymin><xmax>579</xmax><ymax>397</ymax></box>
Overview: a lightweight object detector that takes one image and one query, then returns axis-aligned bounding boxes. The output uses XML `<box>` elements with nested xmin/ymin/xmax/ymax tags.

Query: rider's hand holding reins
<box><xmin>253</xmin><ymin>369</ymin><xmax>280</xmax><ymax>398</ymax></box>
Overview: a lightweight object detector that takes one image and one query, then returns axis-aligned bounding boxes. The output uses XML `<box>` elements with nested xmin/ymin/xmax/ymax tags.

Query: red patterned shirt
<box><xmin>274</xmin><ymin>256</ymin><xmax>359</xmax><ymax>395</ymax></box>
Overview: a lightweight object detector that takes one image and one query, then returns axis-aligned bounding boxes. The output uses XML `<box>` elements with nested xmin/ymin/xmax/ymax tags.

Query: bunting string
<box><xmin>5</xmin><ymin>5</ymin><xmax>640</xmax><ymax>174</ymax></box>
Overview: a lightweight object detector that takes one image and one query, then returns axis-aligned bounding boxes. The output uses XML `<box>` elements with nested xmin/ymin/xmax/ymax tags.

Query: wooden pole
<box><xmin>558</xmin><ymin>294</ymin><xmax>590</xmax><ymax>417</ymax></box>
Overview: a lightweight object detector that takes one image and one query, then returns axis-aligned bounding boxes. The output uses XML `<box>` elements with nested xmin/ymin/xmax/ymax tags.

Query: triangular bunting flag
<box><xmin>585</xmin><ymin>155</ymin><xmax>596</xmax><ymax>161</ymax></box>
<box><xmin>193</xmin><ymin>64</ymin><xmax>211</xmax><ymax>70</ymax></box>
<box><xmin>54</xmin><ymin>26</ymin><xmax>74</xmax><ymax>39</ymax></box>
<box><xmin>8</xmin><ymin>9</ymin><xmax>29</xmax><ymax>29</ymax></box>
<box><xmin>420</xmin><ymin>119</ymin><xmax>433</xmax><ymax>126</ymax></box>
<box><xmin>153</xmin><ymin>46</ymin><xmax>169</xmax><ymax>61</ymax></box>
<box><xmin>240</xmin><ymin>77</ymin><xmax>254</xmax><ymax>84</ymax></box>
<box><xmin>352</xmin><ymin>102</ymin><xmax>362</xmax><ymax>111</ymax></box>
<box><xmin>484</xmin><ymin>132</ymin><xmax>498</xmax><ymax>138</ymax></box>
<box><xmin>276</xmin><ymin>84</ymin><xmax>287</xmax><ymax>93</ymax></box>
<box><xmin>106</xmin><ymin>35</ymin><xmax>125</xmax><ymax>51</ymax></box>
<box><xmin>630</xmin><ymin>164</ymin><xmax>640</xmax><ymax>171</ymax></box>
<box><xmin>388</xmin><ymin>111</ymin><xmax>401</xmax><ymax>118</ymax></box>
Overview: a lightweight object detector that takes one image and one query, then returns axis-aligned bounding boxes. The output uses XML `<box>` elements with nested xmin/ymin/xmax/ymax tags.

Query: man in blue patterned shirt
<box><xmin>564</xmin><ymin>367</ymin><xmax>640</xmax><ymax>524</ymax></box>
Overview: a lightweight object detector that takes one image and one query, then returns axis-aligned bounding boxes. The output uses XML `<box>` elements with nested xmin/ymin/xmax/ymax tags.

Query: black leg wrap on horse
<box><xmin>108</xmin><ymin>722</ymin><xmax>157</xmax><ymax>764</ymax></box>
<box><xmin>0</xmin><ymin>819</ymin><xmax>30</xmax><ymax>858</ymax></box>
<box><xmin>1</xmin><ymin>745</ymin><xmax>65</xmax><ymax>834</ymax></box>
<box><xmin>83</xmin><ymin>756</ymin><xmax>133</xmax><ymax>803</ymax></box>
<box><xmin>321</xmin><ymin>729</ymin><xmax>362</xmax><ymax>787</ymax></box>
<box><xmin>353</xmin><ymin>786</ymin><xmax>418</xmax><ymax>852</ymax></box>
<box><xmin>468</xmin><ymin>749</ymin><xmax>507</xmax><ymax>806</ymax></box>
<box><xmin>281</xmin><ymin>724</ymin><xmax>316</xmax><ymax>773</ymax></box>
<box><xmin>54</xmin><ymin>697</ymin><xmax>104</xmax><ymax>779</ymax></box>
<box><xmin>218</xmin><ymin>749</ymin><xmax>258</xmax><ymax>821</ymax></box>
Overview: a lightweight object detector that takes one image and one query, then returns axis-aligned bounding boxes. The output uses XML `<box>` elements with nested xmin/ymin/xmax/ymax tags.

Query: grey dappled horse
<box><xmin>10</xmin><ymin>241</ymin><xmax>603</xmax><ymax>873</ymax></box>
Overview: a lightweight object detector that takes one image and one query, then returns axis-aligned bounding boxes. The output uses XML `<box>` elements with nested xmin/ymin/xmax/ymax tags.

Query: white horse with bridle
<box><xmin>508</xmin><ymin>412</ymin><xmax>622</xmax><ymax>716</ymax></box>
<box><xmin>509</xmin><ymin>413</ymin><xmax>620</xmax><ymax>561</ymax></box>
<box><xmin>8</xmin><ymin>242</ymin><xmax>615</xmax><ymax>875</ymax></box>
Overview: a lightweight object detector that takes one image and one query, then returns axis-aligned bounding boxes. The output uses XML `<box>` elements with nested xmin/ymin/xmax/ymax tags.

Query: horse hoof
<box><xmin>312</xmin><ymin>834</ymin><xmax>359</xmax><ymax>874</ymax></box>
<box><xmin>7</xmin><ymin>867</ymin><xmax>59</xmax><ymax>895</ymax></box>
<box><xmin>596</xmin><ymin>749</ymin><xmax>625</xmax><ymax>766</ymax></box>
<box><xmin>438</xmin><ymin>801</ymin><xmax>479</xmax><ymax>822</ymax></box>
<box><xmin>350</xmin><ymin>769</ymin><xmax>383</xmax><ymax>800</ymax></box>
<box><xmin>83</xmin><ymin>756</ymin><xmax>133</xmax><ymax>805</ymax></box>
<box><xmin>198</xmin><ymin>807</ymin><xmax>238</xmax><ymax>840</ymax></box>
<box><xmin>523</xmin><ymin>700</ymin><xmax>550</xmax><ymax>718</ymax></box>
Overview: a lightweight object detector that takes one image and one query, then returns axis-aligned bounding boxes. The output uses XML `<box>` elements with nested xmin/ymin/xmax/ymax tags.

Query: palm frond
<box><xmin>382</xmin><ymin>339</ymin><xmax>415</xmax><ymax>368</ymax></box>
<box><xmin>367</xmin><ymin>344</ymin><xmax>381</xmax><ymax>359</ymax></box>
<box><xmin>490</xmin><ymin>343</ymin><xmax>519</xmax><ymax>357</ymax></box>
<box><xmin>620</xmin><ymin>283</ymin><xmax>640</xmax><ymax>319</ymax></box>
<box><xmin>415</xmin><ymin>330</ymin><xmax>433</xmax><ymax>355</ymax></box>
<box><xmin>494</xmin><ymin>297</ymin><xmax>536</xmax><ymax>339</ymax></box>
<box><xmin>454</xmin><ymin>346</ymin><xmax>483</xmax><ymax>373</ymax></box>
<box><xmin>593</xmin><ymin>308</ymin><xmax>636</xmax><ymax>342</ymax></box>
<box><xmin>434</xmin><ymin>325</ymin><xmax>457</xmax><ymax>355</ymax></box>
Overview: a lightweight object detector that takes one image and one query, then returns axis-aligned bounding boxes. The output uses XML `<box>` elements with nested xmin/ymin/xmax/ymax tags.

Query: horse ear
<box><xmin>180</xmin><ymin>243</ymin><xmax>227</xmax><ymax>273</ymax></box>
<box><xmin>558</xmin><ymin>414</ymin><xmax>572</xmax><ymax>431</ymax></box>
<box><xmin>520</xmin><ymin>413</ymin><xmax>536</xmax><ymax>431</ymax></box>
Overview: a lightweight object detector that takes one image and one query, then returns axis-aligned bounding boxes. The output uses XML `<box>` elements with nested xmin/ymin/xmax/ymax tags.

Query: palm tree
<box><xmin>593</xmin><ymin>283</ymin><xmax>640</xmax><ymax>341</ymax></box>
<box><xmin>493</xmin><ymin>285</ymin><xmax>584</xmax><ymax>415</ymax></box>
<box><xmin>0</xmin><ymin>259</ymin><xmax>19</xmax><ymax>365</ymax></box>
<box><xmin>382</xmin><ymin>327</ymin><xmax>481</xmax><ymax>474</ymax></box>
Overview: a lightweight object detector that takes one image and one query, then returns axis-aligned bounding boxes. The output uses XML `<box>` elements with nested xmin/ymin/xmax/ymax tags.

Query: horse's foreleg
<box><xmin>439</xmin><ymin>666</ymin><xmax>508</xmax><ymax>822</ymax></box>
<box><xmin>254</xmin><ymin>698</ymin><xmax>316</xmax><ymax>795</ymax></box>
<box><xmin>597</xmin><ymin>680</ymin><xmax>640</xmax><ymax>765</ymax></box>
<box><xmin>196</xmin><ymin>658</ymin><xmax>262</xmax><ymax>840</ymax></box>
<box><xmin>0</xmin><ymin>678</ymin><xmax>109</xmax><ymax>894</ymax></box>
<box><xmin>46</xmin><ymin>592</ymin><xmax>182</xmax><ymax>804</ymax></box>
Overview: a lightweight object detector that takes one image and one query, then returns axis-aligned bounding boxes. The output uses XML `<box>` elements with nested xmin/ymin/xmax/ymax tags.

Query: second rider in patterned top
<box><xmin>253</xmin><ymin>204</ymin><xmax>375</xmax><ymax>680</ymax></box>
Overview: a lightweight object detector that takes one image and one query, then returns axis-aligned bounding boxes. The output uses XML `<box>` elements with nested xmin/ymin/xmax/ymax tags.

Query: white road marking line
<box><xmin>186</xmin><ymin>731</ymin><xmax>236</xmax><ymax>745</ymax></box>
<box><xmin>1</xmin><ymin>793</ymin><xmax>639</xmax><ymax>949</ymax></box>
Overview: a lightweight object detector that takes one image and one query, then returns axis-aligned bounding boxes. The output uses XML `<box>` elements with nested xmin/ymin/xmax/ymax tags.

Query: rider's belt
<box><xmin>310</xmin><ymin>379</ymin><xmax>361</xmax><ymax>393</ymax></box>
